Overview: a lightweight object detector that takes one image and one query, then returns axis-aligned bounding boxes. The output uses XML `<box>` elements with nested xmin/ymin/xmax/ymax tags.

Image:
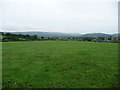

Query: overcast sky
<box><xmin>0</xmin><ymin>0</ymin><xmax>119</xmax><ymax>34</ymax></box>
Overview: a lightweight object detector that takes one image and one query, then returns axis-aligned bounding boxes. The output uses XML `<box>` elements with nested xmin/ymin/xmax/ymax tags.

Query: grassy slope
<box><xmin>2</xmin><ymin>41</ymin><xmax>118</xmax><ymax>88</ymax></box>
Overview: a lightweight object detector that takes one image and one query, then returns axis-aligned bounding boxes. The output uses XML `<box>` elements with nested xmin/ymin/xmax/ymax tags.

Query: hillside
<box><xmin>81</xmin><ymin>33</ymin><xmax>111</xmax><ymax>38</ymax></box>
<box><xmin>6</xmin><ymin>32</ymin><xmax>81</xmax><ymax>37</ymax></box>
<box><xmin>3</xmin><ymin>32</ymin><xmax>119</xmax><ymax>38</ymax></box>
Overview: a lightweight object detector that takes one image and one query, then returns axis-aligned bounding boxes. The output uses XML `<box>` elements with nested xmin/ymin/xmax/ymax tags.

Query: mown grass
<box><xmin>2</xmin><ymin>41</ymin><xmax>118</xmax><ymax>88</ymax></box>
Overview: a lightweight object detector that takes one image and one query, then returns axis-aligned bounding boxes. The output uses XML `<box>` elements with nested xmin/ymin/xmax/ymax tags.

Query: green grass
<box><xmin>2</xmin><ymin>41</ymin><xmax>118</xmax><ymax>88</ymax></box>
<box><xmin>0</xmin><ymin>35</ymin><xmax>2</xmax><ymax>39</ymax></box>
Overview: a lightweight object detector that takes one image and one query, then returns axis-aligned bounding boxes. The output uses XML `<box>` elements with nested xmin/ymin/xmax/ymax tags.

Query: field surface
<box><xmin>2</xmin><ymin>41</ymin><xmax>118</xmax><ymax>88</ymax></box>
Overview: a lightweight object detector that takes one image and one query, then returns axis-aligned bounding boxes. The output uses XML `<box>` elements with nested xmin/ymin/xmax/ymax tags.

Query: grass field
<box><xmin>2</xmin><ymin>41</ymin><xmax>118</xmax><ymax>88</ymax></box>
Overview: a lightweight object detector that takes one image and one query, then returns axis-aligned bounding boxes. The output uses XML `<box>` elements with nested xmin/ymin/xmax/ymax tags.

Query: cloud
<box><xmin>0</xmin><ymin>0</ymin><xmax>119</xmax><ymax>3</ymax></box>
<box><xmin>0</xmin><ymin>0</ymin><xmax>118</xmax><ymax>33</ymax></box>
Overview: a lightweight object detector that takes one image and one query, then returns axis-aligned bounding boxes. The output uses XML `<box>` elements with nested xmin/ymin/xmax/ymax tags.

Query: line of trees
<box><xmin>0</xmin><ymin>32</ymin><xmax>120</xmax><ymax>42</ymax></box>
<box><xmin>1</xmin><ymin>32</ymin><xmax>39</xmax><ymax>41</ymax></box>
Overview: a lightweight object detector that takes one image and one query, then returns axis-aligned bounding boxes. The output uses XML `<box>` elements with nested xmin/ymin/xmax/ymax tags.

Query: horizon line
<box><xmin>0</xmin><ymin>30</ymin><xmax>119</xmax><ymax>34</ymax></box>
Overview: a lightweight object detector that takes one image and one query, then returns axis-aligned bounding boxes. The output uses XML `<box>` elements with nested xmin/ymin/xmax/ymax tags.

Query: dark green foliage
<box><xmin>2</xmin><ymin>33</ymin><xmax>39</xmax><ymax>41</ymax></box>
<box><xmin>41</xmin><ymin>36</ymin><xmax>44</xmax><ymax>40</ymax></box>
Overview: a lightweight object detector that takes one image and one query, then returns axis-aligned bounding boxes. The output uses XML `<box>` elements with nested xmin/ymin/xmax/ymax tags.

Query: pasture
<box><xmin>2</xmin><ymin>41</ymin><xmax>118</xmax><ymax>88</ymax></box>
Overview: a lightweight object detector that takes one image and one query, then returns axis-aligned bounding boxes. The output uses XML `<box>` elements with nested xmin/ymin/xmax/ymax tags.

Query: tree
<box><xmin>1</xmin><ymin>32</ymin><xmax>4</xmax><ymax>35</ymax></box>
<box><xmin>5</xmin><ymin>33</ymin><xmax>12</xmax><ymax>36</ymax></box>
<box><xmin>30</xmin><ymin>35</ymin><xmax>38</xmax><ymax>40</ymax></box>
<box><xmin>41</xmin><ymin>36</ymin><xmax>44</xmax><ymax>40</ymax></box>
<box><xmin>108</xmin><ymin>36</ymin><xmax>112</xmax><ymax>40</ymax></box>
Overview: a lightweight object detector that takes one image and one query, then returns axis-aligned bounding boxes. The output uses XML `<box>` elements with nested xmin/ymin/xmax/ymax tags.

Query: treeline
<box><xmin>1</xmin><ymin>32</ymin><xmax>39</xmax><ymax>41</ymax></box>
<box><xmin>0</xmin><ymin>32</ymin><xmax>120</xmax><ymax>43</ymax></box>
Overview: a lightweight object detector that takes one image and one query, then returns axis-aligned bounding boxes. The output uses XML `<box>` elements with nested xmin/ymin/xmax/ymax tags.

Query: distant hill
<box><xmin>5</xmin><ymin>32</ymin><xmax>81</xmax><ymax>37</ymax></box>
<box><xmin>3</xmin><ymin>32</ymin><xmax>119</xmax><ymax>38</ymax></box>
<box><xmin>110</xmin><ymin>33</ymin><xmax>120</xmax><ymax>37</ymax></box>
<box><xmin>81</xmin><ymin>33</ymin><xmax>111</xmax><ymax>38</ymax></box>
